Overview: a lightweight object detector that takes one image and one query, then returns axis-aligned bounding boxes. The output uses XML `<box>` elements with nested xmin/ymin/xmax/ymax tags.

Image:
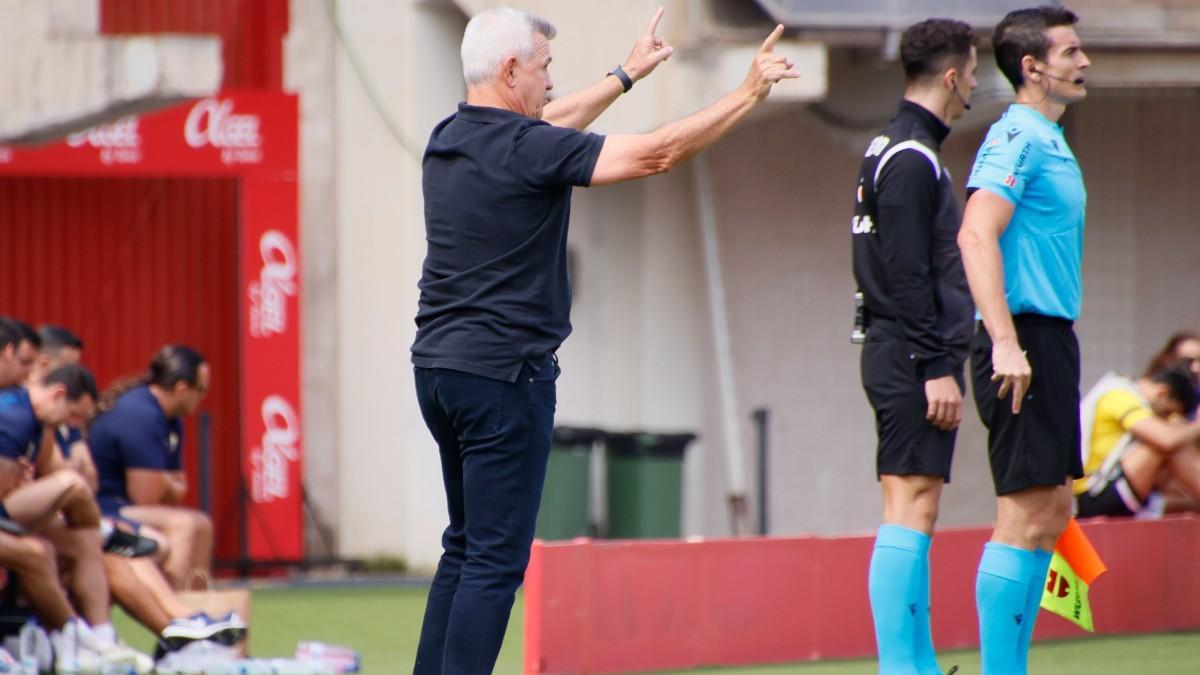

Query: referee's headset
<box><xmin>950</xmin><ymin>76</ymin><xmax>971</xmax><ymax>111</ymax></box>
<box><xmin>1031</xmin><ymin>67</ymin><xmax>1085</xmax><ymax>85</ymax></box>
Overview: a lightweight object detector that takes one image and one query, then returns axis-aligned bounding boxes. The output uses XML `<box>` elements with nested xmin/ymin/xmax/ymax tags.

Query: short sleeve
<box><xmin>513</xmin><ymin>123</ymin><xmax>605</xmax><ymax>189</ymax></box>
<box><xmin>119</xmin><ymin>416</ymin><xmax>169</xmax><ymax>471</ymax></box>
<box><xmin>967</xmin><ymin>126</ymin><xmax>1039</xmax><ymax>205</ymax></box>
<box><xmin>1098</xmin><ymin>389</ymin><xmax>1153</xmax><ymax>432</ymax></box>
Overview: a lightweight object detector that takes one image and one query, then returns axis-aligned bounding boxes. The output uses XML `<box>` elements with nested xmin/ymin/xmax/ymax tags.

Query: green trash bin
<box><xmin>604</xmin><ymin>432</ymin><xmax>696</xmax><ymax>539</ymax></box>
<box><xmin>535</xmin><ymin>427</ymin><xmax>603</xmax><ymax>540</ymax></box>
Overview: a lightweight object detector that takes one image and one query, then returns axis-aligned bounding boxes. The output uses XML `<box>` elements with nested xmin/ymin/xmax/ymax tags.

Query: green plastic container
<box><xmin>604</xmin><ymin>432</ymin><xmax>695</xmax><ymax>539</ymax></box>
<box><xmin>534</xmin><ymin>427</ymin><xmax>603</xmax><ymax>540</ymax></box>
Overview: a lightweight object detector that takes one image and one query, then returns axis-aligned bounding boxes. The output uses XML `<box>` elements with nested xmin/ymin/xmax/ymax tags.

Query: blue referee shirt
<box><xmin>967</xmin><ymin>104</ymin><xmax>1086</xmax><ymax>320</ymax></box>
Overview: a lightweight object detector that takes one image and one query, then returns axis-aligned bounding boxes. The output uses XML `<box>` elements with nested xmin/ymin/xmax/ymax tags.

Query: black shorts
<box><xmin>861</xmin><ymin>319</ymin><xmax>965</xmax><ymax>481</ymax></box>
<box><xmin>1075</xmin><ymin>466</ymin><xmax>1142</xmax><ymax>518</ymax></box>
<box><xmin>971</xmin><ymin>314</ymin><xmax>1084</xmax><ymax>496</ymax></box>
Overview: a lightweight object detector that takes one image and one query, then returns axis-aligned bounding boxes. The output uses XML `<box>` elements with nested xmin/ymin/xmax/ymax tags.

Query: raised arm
<box><xmin>542</xmin><ymin>7</ymin><xmax>674</xmax><ymax>130</ymax></box>
<box><xmin>589</xmin><ymin>24</ymin><xmax>798</xmax><ymax>185</ymax></box>
<box><xmin>958</xmin><ymin>188</ymin><xmax>1030</xmax><ymax>413</ymax></box>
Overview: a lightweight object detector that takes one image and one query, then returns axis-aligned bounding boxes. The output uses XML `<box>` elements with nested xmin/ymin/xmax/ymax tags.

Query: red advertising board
<box><xmin>0</xmin><ymin>92</ymin><xmax>304</xmax><ymax>563</ymax></box>
<box><xmin>240</xmin><ymin>174</ymin><xmax>303</xmax><ymax>560</ymax></box>
<box><xmin>0</xmin><ymin>93</ymin><xmax>296</xmax><ymax>177</ymax></box>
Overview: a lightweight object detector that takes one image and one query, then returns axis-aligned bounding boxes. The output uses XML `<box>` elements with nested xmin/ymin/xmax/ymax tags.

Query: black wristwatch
<box><xmin>608</xmin><ymin>65</ymin><xmax>634</xmax><ymax>93</ymax></box>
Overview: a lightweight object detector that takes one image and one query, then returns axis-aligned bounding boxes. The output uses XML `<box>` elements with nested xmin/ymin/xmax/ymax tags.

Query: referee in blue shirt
<box><xmin>411</xmin><ymin>7</ymin><xmax>799</xmax><ymax>673</ymax></box>
<box><xmin>957</xmin><ymin>7</ymin><xmax>1091</xmax><ymax>674</ymax></box>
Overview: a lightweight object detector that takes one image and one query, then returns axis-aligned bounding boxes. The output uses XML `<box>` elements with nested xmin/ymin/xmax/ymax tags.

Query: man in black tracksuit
<box><xmin>851</xmin><ymin>19</ymin><xmax>978</xmax><ymax>675</ymax></box>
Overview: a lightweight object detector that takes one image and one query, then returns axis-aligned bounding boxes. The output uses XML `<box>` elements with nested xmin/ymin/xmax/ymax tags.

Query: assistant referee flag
<box><xmin>1040</xmin><ymin>518</ymin><xmax>1107</xmax><ymax>631</ymax></box>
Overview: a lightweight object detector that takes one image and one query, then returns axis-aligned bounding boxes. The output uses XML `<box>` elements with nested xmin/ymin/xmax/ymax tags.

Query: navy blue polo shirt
<box><xmin>411</xmin><ymin>103</ymin><xmax>606</xmax><ymax>382</ymax></box>
<box><xmin>89</xmin><ymin>385</ymin><xmax>183</xmax><ymax>510</ymax></box>
<box><xmin>0</xmin><ymin>387</ymin><xmax>41</xmax><ymax>462</ymax></box>
<box><xmin>55</xmin><ymin>425</ymin><xmax>83</xmax><ymax>458</ymax></box>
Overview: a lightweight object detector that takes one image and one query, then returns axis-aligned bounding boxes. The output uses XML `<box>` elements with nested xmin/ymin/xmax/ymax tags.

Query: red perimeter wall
<box><xmin>525</xmin><ymin>516</ymin><xmax>1200</xmax><ymax>673</ymax></box>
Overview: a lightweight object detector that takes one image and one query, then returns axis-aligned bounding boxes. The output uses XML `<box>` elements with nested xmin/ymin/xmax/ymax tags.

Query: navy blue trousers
<box><xmin>412</xmin><ymin>356</ymin><xmax>557</xmax><ymax>674</ymax></box>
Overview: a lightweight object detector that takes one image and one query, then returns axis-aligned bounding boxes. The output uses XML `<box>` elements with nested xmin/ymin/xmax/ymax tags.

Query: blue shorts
<box><xmin>97</xmin><ymin>495</ymin><xmax>129</xmax><ymax>519</ymax></box>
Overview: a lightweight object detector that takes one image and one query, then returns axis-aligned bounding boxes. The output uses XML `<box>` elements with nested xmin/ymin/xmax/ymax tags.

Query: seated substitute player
<box><xmin>851</xmin><ymin>18</ymin><xmax>977</xmax><ymax>675</ymax></box>
<box><xmin>0</xmin><ymin>364</ymin><xmax>153</xmax><ymax>671</ymax></box>
<box><xmin>28</xmin><ymin>324</ymin><xmax>157</xmax><ymax>557</ymax></box>
<box><xmin>89</xmin><ymin>345</ymin><xmax>214</xmax><ymax>590</ymax></box>
<box><xmin>27</xmin><ymin>327</ymin><xmax>245</xmax><ymax>651</ymax></box>
<box><xmin>1076</xmin><ymin>365</ymin><xmax>1200</xmax><ymax>517</ymax></box>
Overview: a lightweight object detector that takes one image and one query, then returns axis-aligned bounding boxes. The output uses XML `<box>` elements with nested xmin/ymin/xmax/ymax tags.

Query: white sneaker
<box><xmin>54</xmin><ymin>619</ymin><xmax>154</xmax><ymax>674</ymax></box>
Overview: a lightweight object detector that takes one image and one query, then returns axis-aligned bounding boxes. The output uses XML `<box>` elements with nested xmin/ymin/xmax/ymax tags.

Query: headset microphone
<box><xmin>1034</xmin><ymin>68</ymin><xmax>1085</xmax><ymax>85</ymax></box>
<box><xmin>951</xmin><ymin>79</ymin><xmax>972</xmax><ymax>111</ymax></box>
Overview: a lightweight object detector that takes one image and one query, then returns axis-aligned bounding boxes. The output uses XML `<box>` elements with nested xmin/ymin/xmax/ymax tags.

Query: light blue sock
<box><xmin>912</xmin><ymin>542</ymin><xmax>941</xmax><ymax>675</ymax></box>
<box><xmin>976</xmin><ymin>543</ymin><xmax>1036</xmax><ymax>675</ymax></box>
<box><xmin>1017</xmin><ymin>548</ymin><xmax>1053</xmax><ymax>665</ymax></box>
<box><xmin>870</xmin><ymin>525</ymin><xmax>929</xmax><ymax>674</ymax></box>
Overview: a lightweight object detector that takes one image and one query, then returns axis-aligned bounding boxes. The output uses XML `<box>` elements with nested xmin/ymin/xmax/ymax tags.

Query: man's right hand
<box><xmin>742</xmin><ymin>25</ymin><xmax>800</xmax><ymax>101</ymax></box>
<box><xmin>925</xmin><ymin>375</ymin><xmax>963</xmax><ymax>431</ymax></box>
<box><xmin>991</xmin><ymin>339</ymin><xmax>1032</xmax><ymax>414</ymax></box>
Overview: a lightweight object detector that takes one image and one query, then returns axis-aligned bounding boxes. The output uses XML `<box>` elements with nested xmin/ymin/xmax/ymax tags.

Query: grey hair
<box><xmin>461</xmin><ymin>7</ymin><xmax>556</xmax><ymax>87</ymax></box>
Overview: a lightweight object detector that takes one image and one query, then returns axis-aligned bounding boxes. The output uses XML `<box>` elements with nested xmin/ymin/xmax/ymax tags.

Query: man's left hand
<box><xmin>622</xmin><ymin>7</ymin><xmax>675</xmax><ymax>82</ymax></box>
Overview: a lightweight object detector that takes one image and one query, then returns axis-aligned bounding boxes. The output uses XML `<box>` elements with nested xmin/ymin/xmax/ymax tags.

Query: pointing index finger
<box><xmin>759</xmin><ymin>24</ymin><xmax>785</xmax><ymax>54</ymax></box>
<box><xmin>646</xmin><ymin>6</ymin><xmax>665</xmax><ymax>35</ymax></box>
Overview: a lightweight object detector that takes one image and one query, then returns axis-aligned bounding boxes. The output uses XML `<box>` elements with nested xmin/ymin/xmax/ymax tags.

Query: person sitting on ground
<box><xmin>1075</xmin><ymin>364</ymin><xmax>1200</xmax><ymax>518</ymax></box>
<box><xmin>89</xmin><ymin>345</ymin><xmax>213</xmax><ymax>590</ymax></box>
<box><xmin>0</xmin><ymin>363</ymin><xmax>152</xmax><ymax>671</ymax></box>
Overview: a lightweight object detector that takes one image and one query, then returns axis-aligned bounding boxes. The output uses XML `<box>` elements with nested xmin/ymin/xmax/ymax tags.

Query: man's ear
<box><xmin>1021</xmin><ymin>54</ymin><xmax>1040</xmax><ymax>81</ymax></box>
<box><xmin>501</xmin><ymin>55</ymin><xmax>519</xmax><ymax>87</ymax></box>
<box><xmin>944</xmin><ymin>67</ymin><xmax>959</xmax><ymax>92</ymax></box>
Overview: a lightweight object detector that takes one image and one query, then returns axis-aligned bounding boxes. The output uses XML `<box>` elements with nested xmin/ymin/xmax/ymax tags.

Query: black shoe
<box><xmin>103</xmin><ymin>527</ymin><xmax>159</xmax><ymax>558</ymax></box>
<box><xmin>946</xmin><ymin>666</ymin><xmax>959</xmax><ymax>675</ymax></box>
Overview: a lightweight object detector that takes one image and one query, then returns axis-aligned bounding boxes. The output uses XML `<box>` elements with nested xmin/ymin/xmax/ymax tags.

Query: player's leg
<box><xmin>105</xmin><ymin>555</ymin><xmax>173</xmax><ymax>634</ymax></box>
<box><xmin>874</xmin><ymin>476</ymin><xmax>944</xmax><ymax>674</ymax></box>
<box><xmin>1161</xmin><ymin>443</ymin><xmax>1200</xmax><ymax>497</ymax></box>
<box><xmin>971</xmin><ymin>317</ymin><xmax>1078</xmax><ymax>675</ymax></box>
<box><xmin>864</xmin><ymin>328</ymin><xmax>957</xmax><ymax>674</ymax></box>
<box><xmin>118</xmin><ymin>505</ymin><xmax>210</xmax><ymax>589</ymax></box>
<box><xmin>3</xmin><ymin>470</ymin><xmax>100</xmax><ymax>531</ymax></box>
<box><xmin>0</xmin><ymin>533</ymin><xmax>73</xmax><ymax>630</ymax></box>
<box><xmin>38</xmin><ymin>516</ymin><xmax>112</xmax><ymax>633</ymax></box>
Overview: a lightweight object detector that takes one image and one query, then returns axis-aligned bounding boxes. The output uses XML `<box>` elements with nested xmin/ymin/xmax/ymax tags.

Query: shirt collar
<box><xmin>455</xmin><ymin>102</ymin><xmax>531</xmax><ymax>124</ymax></box>
<box><xmin>897</xmin><ymin>100</ymin><xmax>950</xmax><ymax>146</ymax></box>
<box><xmin>1006</xmin><ymin>103</ymin><xmax>1062</xmax><ymax>132</ymax></box>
